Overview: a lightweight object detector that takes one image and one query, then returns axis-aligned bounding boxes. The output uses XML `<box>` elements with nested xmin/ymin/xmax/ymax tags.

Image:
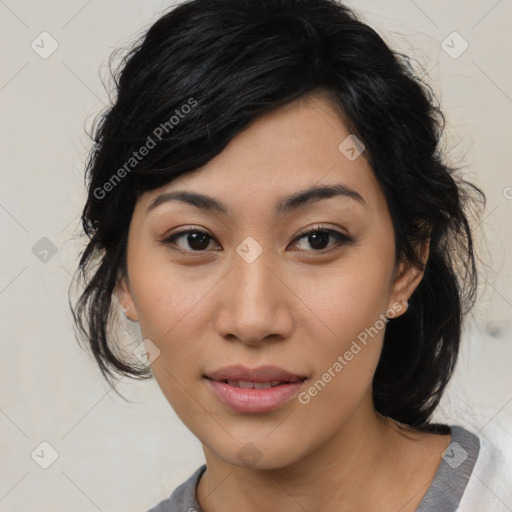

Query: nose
<box><xmin>214</xmin><ymin>248</ymin><xmax>294</xmax><ymax>346</ymax></box>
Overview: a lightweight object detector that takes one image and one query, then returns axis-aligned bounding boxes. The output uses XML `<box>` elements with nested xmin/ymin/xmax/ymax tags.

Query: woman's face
<box><xmin>117</xmin><ymin>94</ymin><xmax>426</xmax><ymax>469</ymax></box>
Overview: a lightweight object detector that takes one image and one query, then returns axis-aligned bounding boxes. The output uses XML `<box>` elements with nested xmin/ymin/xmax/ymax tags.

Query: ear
<box><xmin>114</xmin><ymin>272</ymin><xmax>139</xmax><ymax>322</ymax></box>
<box><xmin>387</xmin><ymin>237</ymin><xmax>430</xmax><ymax>319</ymax></box>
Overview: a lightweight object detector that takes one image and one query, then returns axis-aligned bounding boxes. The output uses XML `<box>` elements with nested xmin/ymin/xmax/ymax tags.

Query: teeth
<box><xmin>253</xmin><ymin>382</ymin><xmax>271</xmax><ymax>389</ymax></box>
<box><xmin>238</xmin><ymin>380</ymin><xmax>254</xmax><ymax>389</ymax></box>
<box><xmin>225</xmin><ymin>380</ymin><xmax>286</xmax><ymax>388</ymax></box>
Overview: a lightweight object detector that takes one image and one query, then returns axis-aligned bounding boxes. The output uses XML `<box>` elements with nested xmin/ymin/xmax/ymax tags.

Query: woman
<box><xmin>69</xmin><ymin>0</ymin><xmax>512</xmax><ymax>510</ymax></box>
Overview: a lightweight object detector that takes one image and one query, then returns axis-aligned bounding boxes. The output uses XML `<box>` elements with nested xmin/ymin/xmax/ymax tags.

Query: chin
<box><xmin>208</xmin><ymin>435</ymin><xmax>308</xmax><ymax>471</ymax></box>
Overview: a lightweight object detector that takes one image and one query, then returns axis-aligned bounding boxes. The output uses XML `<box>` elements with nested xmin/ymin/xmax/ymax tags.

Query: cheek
<box><xmin>129</xmin><ymin>253</ymin><xmax>214</xmax><ymax>344</ymax></box>
<box><xmin>292</xmin><ymin>254</ymin><xmax>393</xmax><ymax>346</ymax></box>
<box><xmin>127</xmin><ymin>252</ymin><xmax>218</xmax><ymax>411</ymax></box>
<box><xmin>299</xmin><ymin>272</ymin><xmax>386</xmax><ymax>406</ymax></box>
<box><xmin>292</xmin><ymin>266</ymin><xmax>390</xmax><ymax>439</ymax></box>
<box><xmin>288</xmin><ymin>245</ymin><xmax>393</xmax><ymax>400</ymax></box>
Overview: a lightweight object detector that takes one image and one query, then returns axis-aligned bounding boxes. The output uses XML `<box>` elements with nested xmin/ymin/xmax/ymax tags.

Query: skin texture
<box><xmin>117</xmin><ymin>94</ymin><xmax>451</xmax><ymax>511</ymax></box>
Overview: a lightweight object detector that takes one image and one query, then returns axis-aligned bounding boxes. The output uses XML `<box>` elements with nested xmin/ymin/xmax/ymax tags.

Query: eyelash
<box><xmin>158</xmin><ymin>224</ymin><xmax>353</xmax><ymax>255</ymax></box>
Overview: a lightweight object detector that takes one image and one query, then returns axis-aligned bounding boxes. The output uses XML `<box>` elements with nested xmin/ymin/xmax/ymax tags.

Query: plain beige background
<box><xmin>1</xmin><ymin>1</ymin><xmax>511</xmax><ymax>511</ymax></box>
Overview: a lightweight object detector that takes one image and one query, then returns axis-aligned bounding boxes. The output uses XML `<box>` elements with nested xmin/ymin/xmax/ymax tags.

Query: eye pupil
<box><xmin>188</xmin><ymin>232</ymin><xmax>210</xmax><ymax>250</ymax></box>
<box><xmin>308</xmin><ymin>231</ymin><xmax>330</xmax><ymax>250</ymax></box>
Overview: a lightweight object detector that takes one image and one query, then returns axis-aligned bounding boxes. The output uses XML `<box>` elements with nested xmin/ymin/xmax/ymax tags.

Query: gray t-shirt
<box><xmin>146</xmin><ymin>425</ymin><xmax>480</xmax><ymax>512</ymax></box>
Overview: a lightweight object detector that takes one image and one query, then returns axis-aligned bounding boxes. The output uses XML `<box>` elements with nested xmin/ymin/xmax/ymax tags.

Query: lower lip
<box><xmin>205</xmin><ymin>378</ymin><xmax>306</xmax><ymax>413</ymax></box>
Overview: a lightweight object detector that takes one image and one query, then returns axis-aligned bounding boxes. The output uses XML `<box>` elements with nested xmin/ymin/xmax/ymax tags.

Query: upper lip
<box><xmin>205</xmin><ymin>365</ymin><xmax>306</xmax><ymax>383</ymax></box>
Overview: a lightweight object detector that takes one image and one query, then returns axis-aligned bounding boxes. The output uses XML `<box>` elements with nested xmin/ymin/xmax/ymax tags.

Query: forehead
<box><xmin>136</xmin><ymin>94</ymin><xmax>385</xmax><ymax>218</ymax></box>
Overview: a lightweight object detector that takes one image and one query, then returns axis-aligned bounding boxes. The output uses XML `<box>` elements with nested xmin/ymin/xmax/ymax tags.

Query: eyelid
<box><xmin>292</xmin><ymin>223</ymin><xmax>349</xmax><ymax>241</ymax></box>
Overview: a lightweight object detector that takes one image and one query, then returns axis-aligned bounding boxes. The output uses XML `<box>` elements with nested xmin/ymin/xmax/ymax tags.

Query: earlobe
<box><xmin>115</xmin><ymin>275</ymin><xmax>138</xmax><ymax>322</ymax></box>
<box><xmin>387</xmin><ymin>238</ymin><xmax>430</xmax><ymax>318</ymax></box>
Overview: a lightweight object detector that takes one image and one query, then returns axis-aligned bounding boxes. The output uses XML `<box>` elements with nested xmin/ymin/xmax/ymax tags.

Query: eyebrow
<box><xmin>146</xmin><ymin>183</ymin><xmax>366</xmax><ymax>216</ymax></box>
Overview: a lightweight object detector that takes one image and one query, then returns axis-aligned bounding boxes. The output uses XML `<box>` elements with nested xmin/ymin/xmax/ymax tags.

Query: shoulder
<box><xmin>144</xmin><ymin>465</ymin><xmax>206</xmax><ymax>512</ymax></box>
<box><xmin>457</xmin><ymin>421</ymin><xmax>512</xmax><ymax>511</ymax></box>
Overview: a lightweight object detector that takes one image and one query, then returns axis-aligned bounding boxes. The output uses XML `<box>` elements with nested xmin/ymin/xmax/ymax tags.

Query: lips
<box><xmin>205</xmin><ymin>365</ymin><xmax>306</xmax><ymax>384</ymax></box>
<box><xmin>204</xmin><ymin>365</ymin><xmax>307</xmax><ymax>413</ymax></box>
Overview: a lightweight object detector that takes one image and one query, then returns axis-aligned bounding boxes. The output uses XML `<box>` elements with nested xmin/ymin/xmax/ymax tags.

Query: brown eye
<box><xmin>160</xmin><ymin>229</ymin><xmax>218</xmax><ymax>252</ymax></box>
<box><xmin>291</xmin><ymin>226</ymin><xmax>353</xmax><ymax>253</ymax></box>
